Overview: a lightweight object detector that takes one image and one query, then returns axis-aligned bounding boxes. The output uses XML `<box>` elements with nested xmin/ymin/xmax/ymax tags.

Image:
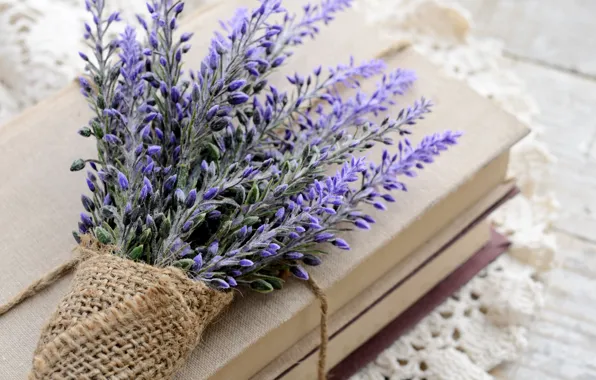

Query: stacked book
<box><xmin>0</xmin><ymin>1</ymin><xmax>528</xmax><ymax>379</ymax></box>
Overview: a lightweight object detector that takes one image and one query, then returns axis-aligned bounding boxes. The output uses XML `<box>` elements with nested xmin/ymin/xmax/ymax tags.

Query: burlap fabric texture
<box><xmin>30</xmin><ymin>248</ymin><xmax>234</xmax><ymax>380</ymax></box>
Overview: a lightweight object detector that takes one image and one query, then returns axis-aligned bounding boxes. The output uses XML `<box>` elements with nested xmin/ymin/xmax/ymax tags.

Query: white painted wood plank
<box><xmin>440</xmin><ymin>2</ymin><xmax>596</xmax><ymax>379</ymax></box>
<box><xmin>456</xmin><ymin>0</ymin><xmax>596</xmax><ymax>77</ymax></box>
<box><xmin>508</xmin><ymin>59</ymin><xmax>596</xmax><ymax>242</ymax></box>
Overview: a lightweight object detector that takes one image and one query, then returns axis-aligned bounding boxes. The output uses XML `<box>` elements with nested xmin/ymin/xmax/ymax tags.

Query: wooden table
<box><xmin>456</xmin><ymin>1</ymin><xmax>596</xmax><ymax>378</ymax></box>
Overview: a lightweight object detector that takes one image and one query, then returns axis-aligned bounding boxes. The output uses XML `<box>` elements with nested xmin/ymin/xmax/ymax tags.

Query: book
<box><xmin>0</xmin><ymin>1</ymin><xmax>528</xmax><ymax>379</ymax></box>
<box><xmin>253</xmin><ymin>185</ymin><xmax>517</xmax><ymax>380</ymax></box>
<box><xmin>329</xmin><ymin>227</ymin><xmax>511</xmax><ymax>380</ymax></box>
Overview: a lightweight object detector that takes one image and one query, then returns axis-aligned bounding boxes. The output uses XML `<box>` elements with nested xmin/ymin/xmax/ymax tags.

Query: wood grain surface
<box><xmin>456</xmin><ymin>1</ymin><xmax>596</xmax><ymax>378</ymax></box>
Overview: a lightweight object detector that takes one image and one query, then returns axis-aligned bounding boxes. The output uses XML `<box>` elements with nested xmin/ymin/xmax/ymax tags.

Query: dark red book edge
<box><xmin>276</xmin><ymin>186</ymin><xmax>518</xmax><ymax>379</ymax></box>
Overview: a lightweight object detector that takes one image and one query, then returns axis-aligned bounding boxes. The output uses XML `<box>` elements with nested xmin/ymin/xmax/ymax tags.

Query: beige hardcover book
<box><xmin>0</xmin><ymin>1</ymin><xmax>528</xmax><ymax>379</ymax></box>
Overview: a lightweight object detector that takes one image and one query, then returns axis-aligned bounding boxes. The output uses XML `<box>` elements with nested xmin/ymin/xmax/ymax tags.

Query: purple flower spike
<box><xmin>175</xmin><ymin>188</ymin><xmax>185</xmax><ymax>203</ymax></box>
<box><xmin>180</xmin><ymin>32</ymin><xmax>193</xmax><ymax>42</ymax></box>
<box><xmin>208</xmin><ymin>240</ymin><xmax>219</xmax><ymax>255</ymax></box>
<box><xmin>227</xmin><ymin>276</ymin><xmax>238</xmax><ymax>287</ymax></box>
<box><xmin>208</xmin><ymin>210</ymin><xmax>222</xmax><ymax>220</ymax></box>
<box><xmin>81</xmin><ymin>195</ymin><xmax>95</xmax><ymax>212</ymax></box>
<box><xmin>86</xmin><ymin>178</ymin><xmax>96</xmax><ymax>192</ymax></box>
<box><xmin>290</xmin><ymin>265</ymin><xmax>309</xmax><ymax>280</ymax></box>
<box><xmin>260</xmin><ymin>250</ymin><xmax>274</xmax><ymax>257</ymax></box>
<box><xmin>80</xmin><ymin>212</ymin><xmax>94</xmax><ymax>228</ymax></box>
<box><xmin>103</xmin><ymin>134</ymin><xmax>121</xmax><ymax>144</ymax></box>
<box><xmin>333</xmin><ymin>238</ymin><xmax>350</xmax><ymax>250</ymax></box>
<box><xmin>354</xmin><ymin>219</ymin><xmax>370</xmax><ymax>230</ymax></box>
<box><xmin>193</xmin><ymin>253</ymin><xmax>203</xmax><ymax>270</ymax></box>
<box><xmin>174</xmin><ymin>2</ymin><xmax>185</xmax><ymax>14</ymax></box>
<box><xmin>228</xmin><ymin>92</ymin><xmax>249</xmax><ymax>105</ymax></box>
<box><xmin>303</xmin><ymin>254</ymin><xmax>322</xmax><ymax>266</ymax></box>
<box><xmin>204</xmin><ymin>187</ymin><xmax>218</xmax><ymax>200</ymax></box>
<box><xmin>228</xmin><ymin>79</ymin><xmax>247</xmax><ymax>92</ymax></box>
<box><xmin>186</xmin><ymin>189</ymin><xmax>197</xmax><ymax>208</ymax></box>
<box><xmin>239</xmin><ymin>259</ymin><xmax>254</xmax><ymax>267</ymax></box>
<box><xmin>382</xmin><ymin>194</ymin><xmax>396</xmax><ymax>202</ymax></box>
<box><xmin>117</xmin><ymin>172</ymin><xmax>129</xmax><ymax>190</ymax></box>
<box><xmin>182</xmin><ymin>221</ymin><xmax>193</xmax><ymax>233</ymax></box>
<box><xmin>285</xmin><ymin>252</ymin><xmax>304</xmax><ymax>260</ymax></box>
<box><xmin>78</xmin><ymin>222</ymin><xmax>88</xmax><ymax>234</ymax></box>
<box><xmin>140</xmin><ymin>184</ymin><xmax>150</xmax><ymax>200</ymax></box>
<box><xmin>373</xmin><ymin>202</ymin><xmax>387</xmax><ymax>211</ymax></box>
<box><xmin>314</xmin><ymin>232</ymin><xmax>334</xmax><ymax>242</ymax></box>
<box><xmin>164</xmin><ymin>175</ymin><xmax>177</xmax><ymax>192</ymax></box>
<box><xmin>212</xmin><ymin>278</ymin><xmax>230</xmax><ymax>289</ymax></box>
<box><xmin>362</xmin><ymin>215</ymin><xmax>376</xmax><ymax>224</ymax></box>
<box><xmin>275</xmin><ymin>207</ymin><xmax>285</xmax><ymax>219</ymax></box>
<box><xmin>206</xmin><ymin>105</ymin><xmax>219</xmax><ymax>121</ymax></box>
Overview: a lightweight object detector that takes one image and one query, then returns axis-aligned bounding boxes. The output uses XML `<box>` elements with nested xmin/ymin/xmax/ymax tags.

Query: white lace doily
<box><xmin>0</xmin><ymin>1</ymin><xmax>558</xmax><ymax>379</ymax></box>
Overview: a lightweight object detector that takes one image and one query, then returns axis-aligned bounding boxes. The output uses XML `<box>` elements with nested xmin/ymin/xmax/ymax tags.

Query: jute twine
<box><xmin>0</xmin><ymin>237</ymin><xmax>331</xmax><ymax>379</ymax></box>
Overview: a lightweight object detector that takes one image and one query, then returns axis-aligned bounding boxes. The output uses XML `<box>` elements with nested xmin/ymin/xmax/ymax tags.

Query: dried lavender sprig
<box><xmin>188</xmin><ymin>130</ymin><xmax>461</xmax><ymax>290</ymax></box>
<box><xmin>154</xmin><ymin>96</ymin><xmax>431</xmax><ymax>269</ymax></box>
<box><xmin>179</xmin><ymin>102</ymin><xmax>450</xmax><ymax>284</ymax></box>
<box><xmin>176</xmin><ymin>0</ymin><xmax>359</xmax><ymax>181</ymax></box>
<box><xmin>183</xmin><ymin>59</ymin><xmax>389</xmax><ymax>192</ymax></box>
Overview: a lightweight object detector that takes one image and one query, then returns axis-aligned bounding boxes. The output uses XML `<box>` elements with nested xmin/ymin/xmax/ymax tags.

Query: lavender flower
<box><xmin>72</xmin><ymin>0</ymin><xmax>460</xmax><ymax>294</ymax></box>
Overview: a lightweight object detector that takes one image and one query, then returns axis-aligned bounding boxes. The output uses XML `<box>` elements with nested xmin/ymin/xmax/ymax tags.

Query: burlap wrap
<box><xmin>30</xmin><ymin>253</ymin><xmax>234</xmax><ymax>380</ymax></box>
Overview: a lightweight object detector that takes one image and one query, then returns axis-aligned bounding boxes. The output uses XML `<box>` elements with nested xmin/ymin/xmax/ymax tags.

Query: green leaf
<box><xmin>70</xmin><ymin>159</ymin><xmax>86</xmax><ymax>172</ymax></box>
<box><xmin>97</xmin><ymin>94</ymin><xmax>106</xmax><ymax>109</ymax></box>
<box><xmin>92</xmin><ymin>121</ymin><xmax>104</xmax><ymax>139</ymax></box>
<box><xmin>72</xmin><ymin>231</ymin><xmax>81</xmax><ymax>244</ymax></box>
<box><xmin>243</xmin><ymin>216</ymin><xmax>260</xmax><ymax>226</ymax></box>
<box><xmin>267</xmin><ymin>277</ymin><xmax>284</xmax><ymax>290</ymax></box>
<box><xmin>219</xmin><ymin>220</ymin><xmax>232</xmax><ymax>236</ymax></box>
<box><xmin>250</xmin><ymin>279</ymin><xmax>274</xmax><ymax>293</ymax></box>
<box><xmin>232</xmin><ymin>185</ymin><xmax>246</xmax><ymax>204</ymax></box>
<box><xmin>101</xmin><ymin>221</ymin><xmax>117</xmax><ymax>237</ymax></box>
<box><xmin>140</xmin><ymin>228</ymin><xmax>152</xmax><ymax>243</ymax></box>
<box><xmin>101</xmin><ymin>206</ymin><xmax>118</xmax><ymax>219</ymax></box>
<box><xmin>93</xmin><ymin>75</ymin><xmax>102</xmax><ymax>86</ymax></box>
<box><xmin>281</xmin><ymin>160</ymin><xmax>290</xmax><ymax>174</ymax></box>
<box><xmin>301</xmin><ymin>144</ymin><xmax>311</xmax><ymax>160</ymax></box>
<box><xmin>95</xmin><ymin>226</ymin><xmax>113</xmax><ymax>244</ymax></box>
<box><xmin>206</xmin><ymin>143</ymin><xmax>220</xmax><ymax>161</ymax></box>
<box><xmin>255</xmin><ymin>274</ymin><xmax>284</xmax><ymax>290</ymax></box>
<box><xmin>159</xmin><ymin>217</ymin><xmax>171</xmax><ymax>238</ymax></box>
<box><xmin>173</xmin><ymin>259</ymin><xmax>195</xmax><ymax>271</ymax></box>
<box><xmin>194</xmin><ymin>213</ymin><xmax>206</xmax><ymax>226</ymax></box>
<box><xmin>129</xmin><ymin>245</ymin><xmax>144</xmax><ymax>260</ymax></box>
<box><xmin>246</xmin><ymin>183</ymin><xmax>260</xmax><ymax>204</ymax></box>
<box><xmin>78</xmin><ymin>127</ymin><xmax>92</xmax><ymax>137</ymax></box>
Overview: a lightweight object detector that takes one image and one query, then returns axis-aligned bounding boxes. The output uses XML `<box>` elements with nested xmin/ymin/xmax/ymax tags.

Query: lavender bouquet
<box><xmin>30</xmin><ymin>0</ymin><xmax>460</xmax><ymax>378</ymax></box>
